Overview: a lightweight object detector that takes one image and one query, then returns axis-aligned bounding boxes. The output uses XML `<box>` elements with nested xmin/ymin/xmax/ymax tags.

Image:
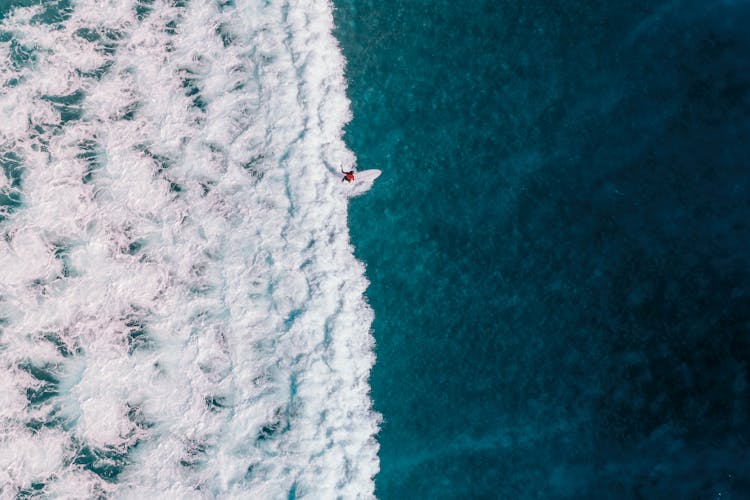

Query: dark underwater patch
<box><xmin>179</xmin><ymin>439</ymin><xmax>207</xmax><ymax>468</ymax></box>
<box><xmin>134</xmin><ymin>0</ymin><xmax>155</xmax><ymax>21</ymax></box>
<box><xmin>9</xmin><ymin>38</ymin><xmax>35</xmax><ymax>71</ymax></box>
<box><xmin>43</xmin><ymin>90</ymin><xmax>85</xmax><ymax>123</ymax></box>
<box><xmin>18</xmin><ymin>361</ymin><xmax>60</xmax><ymax>406</ymax></box>
<box><xmin>16</xmin><ymin>481</ymin><xmax>46</xmax><ymax>499</ymax></box>
<box><xmin>51</xmin><ymin>241</ymin><xmax>74</xmax><ymax>278</ymax></box>
<box><xmin>125</xmin><ymin>317</ymin><xmax>153</xmax><ymax>354</ymax></box>
<box><xmin>0</xmin><ymin>151</ymin><xmax>24</xmax><ymax>220</ymax></box>
<box><xmin>180</xmin><ymin>73</ymin><xmax>207</xmax><ymax>112</ymax></box>
<box><xmin>216</xmin><ymin>23</ymin><xmax>234</xmax><ymax>48</ymax></box>
<box><xmin>41</xmin><ymin>330</ymin><xmax>75</xmax><ymax>357</ymax></box>
<box><xmin>30</xmin><ymin>0</ymin><xmax>72</xmax><ymax>25</ymax></box>
<box><xmin>77</xmin><ymin>139</ymin><xmax>103</xmax><ymax>184</ymax></box>
<box><xmin>204</xmin><ymin>395</ymin><xmax>227</xmax><ymax>412</ymax></box>
<box><xmin>135</xmin><ymin>143</ymin><xmax>174</xmax><ymax>175</ymax></box>
<box><xmin>256</xmin><ymin>408</ymin><xmax>290</xmax><ymax>442</ymax></box>
<box><xmin>72</xmin><ymin>443</ymin><xmax>129</xmax><ymax>482</ymax></box>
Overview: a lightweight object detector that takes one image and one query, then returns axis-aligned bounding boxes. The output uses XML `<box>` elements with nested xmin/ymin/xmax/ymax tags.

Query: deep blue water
<box><xmin>334</xmin><ymin>0</ymin><xmax>750</xmax><ymax>498</ymax></box>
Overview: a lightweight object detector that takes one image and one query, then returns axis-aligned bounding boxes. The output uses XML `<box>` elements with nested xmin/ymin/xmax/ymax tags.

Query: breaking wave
<box><xmin>0</xmin><ymin>0</ymin><xmax>378</xmax><ymax>496</ymax></box>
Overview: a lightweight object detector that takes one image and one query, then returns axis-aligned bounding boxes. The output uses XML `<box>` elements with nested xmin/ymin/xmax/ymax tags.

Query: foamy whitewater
<box><xmin>0</xmin><ymin>0</ymin><xmax>378</xmax><ymax>496</ymax></box>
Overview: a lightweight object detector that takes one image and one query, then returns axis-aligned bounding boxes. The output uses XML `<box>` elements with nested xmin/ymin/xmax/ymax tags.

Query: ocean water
<box><xmin>334</xmin><ymin>0</ymin><xmax>750</xmax><ymax>498</ymax></box>
<box><xmin>2</xmin><ymin>0</ymin><xmax>749</xmax><ymax>497</ymax></box>
<box><xmin>0</xmin><ymin>0</ymin><xmax>378</xmax><ymax>497</ymax></box>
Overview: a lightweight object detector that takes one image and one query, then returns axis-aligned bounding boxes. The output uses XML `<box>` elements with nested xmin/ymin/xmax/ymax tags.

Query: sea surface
<box><xmin>334</xmin><ymin>0</ymin><xmax>750</xmax><ymax>498</ymax></box>
<box><xmin>2</xmin><ymin>0</ymin><xmax>750</xmax><ymax>497</ymax></box>
<box><xmin>0</xmin><ymin>0</ymin><xmax>378</xmax><ymax>496</ymax></box>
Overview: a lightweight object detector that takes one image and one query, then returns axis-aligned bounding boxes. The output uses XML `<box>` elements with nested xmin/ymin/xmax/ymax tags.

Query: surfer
<box><xmin>341</xmin><ymin>167</ymin><xmax>355</xmax><ymax>183</ymax></box>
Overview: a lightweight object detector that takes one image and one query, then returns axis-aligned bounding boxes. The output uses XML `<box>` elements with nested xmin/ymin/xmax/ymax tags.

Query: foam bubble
<box><xmin>0</xmin><ymin>0</ymin><xmax>378</xmax><ymax>496</ymax></box>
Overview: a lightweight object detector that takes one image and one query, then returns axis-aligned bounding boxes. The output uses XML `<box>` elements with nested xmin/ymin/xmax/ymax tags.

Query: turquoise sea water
<box><xmin>2</xmin><ymin>0</ymin><xmax>749</xmax><ymax>496</ymax></box>
<box><xmin>335</xmin><ymin>0</ymin><xmax>750</xmax><ymax>498</ymax></box>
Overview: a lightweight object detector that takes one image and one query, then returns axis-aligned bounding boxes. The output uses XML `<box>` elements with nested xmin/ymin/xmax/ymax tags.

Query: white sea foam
<box><xmin>0</xmin><ymin>0</ymin><xmax>378</xmax><ymax>497</ymax></box>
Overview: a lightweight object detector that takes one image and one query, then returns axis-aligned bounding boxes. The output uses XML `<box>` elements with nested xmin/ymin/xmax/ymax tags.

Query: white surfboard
<box><xmin>344</xmin><ymin>169</ymin><xmax>381</xmax><ymax>196</ymax></box>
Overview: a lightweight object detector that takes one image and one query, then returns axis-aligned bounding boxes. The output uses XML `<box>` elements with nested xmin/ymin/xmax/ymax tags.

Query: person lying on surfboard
<box><xmin>341</xmin><ymin>167</ymin><xmax>355</xmax><ymax>182</ymax></box>
<box><xmin>341</xmin><ymin>167</ymin><xmax>355</xmax><ymax>183</ymax></box>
